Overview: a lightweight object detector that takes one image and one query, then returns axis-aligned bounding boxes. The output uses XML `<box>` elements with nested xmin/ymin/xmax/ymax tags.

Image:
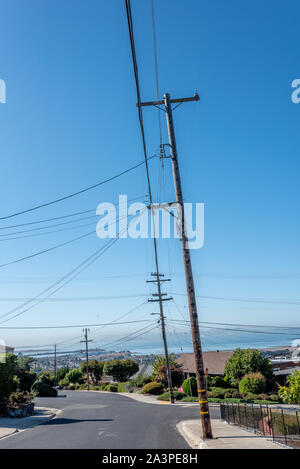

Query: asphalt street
<box><xmin>0</xmin><ymin>391</ymin><xmax>220</xmax><ymax>449</ymax></box>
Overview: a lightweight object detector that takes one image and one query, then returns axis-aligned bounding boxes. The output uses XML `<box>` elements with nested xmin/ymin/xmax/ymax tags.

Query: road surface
<box><xmin>0</xmin><ymin>391</ymin><xmax>220</xmax><ymax>449</ymax></box>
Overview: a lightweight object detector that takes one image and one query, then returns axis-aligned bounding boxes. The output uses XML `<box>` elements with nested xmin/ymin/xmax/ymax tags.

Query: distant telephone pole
<box><xmin>54</xmin><ymin>344</ymin><xmax>57</xmax><ymax>387</ymax></box>
<box><xmin>81</xmin><ymin>328</ymin><xmax>92</xmax><ymax>391</ymax></box>
<box><xmin>147</xmin><ymin>273</ymin><xmax>174</xmax><ymax>404</ymax></box>
<box><xmin>138</xmin><ymin>92</ymin><xmax>213</xmax><ymax>439</ymax></box>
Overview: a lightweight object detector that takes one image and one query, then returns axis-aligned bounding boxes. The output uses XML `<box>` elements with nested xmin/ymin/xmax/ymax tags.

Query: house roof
<box><xmin>176</xmin><ymin>350</ymin><xmax>234</xmax><ymax>376</ymax></box>
<box><xmin>0</xmin><ymin>344</ymin><xmax>14</xmax><ymax>353</ymax></box>
<box><xmin>274</xmin><ymin>367</ymin><xmax>300</xmax><ymax>376</ymax></box>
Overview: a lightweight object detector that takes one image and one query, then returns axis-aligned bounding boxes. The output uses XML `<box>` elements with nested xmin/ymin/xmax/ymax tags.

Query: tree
<box><xmin>278</xmin><ymin>370</ymin><xmax>300</xmax><ymax>404</ymax></box>
<box><xmin>80</xmin><ymin>360</ymin><xmax>104</xmax><ymax>385</ymax></box>
<box><xmin>38</xmin><ymin>371</ymin><xmax>55</xmax><ymax>386</ymax></box>
<box><xmin>16</xmin><ymin>356</ymin><xmax>35</xmax><ymax>372</ymax></box>
<box><xmin>152</xmin><ymin>355</ymin><xmax>183</xmax><ymax>388</ymax></box>
<box><xmin>15</xmin><ymin>356</ymin><xmax>36</xmax><ymax>392</ymax></box>
<box><xmin>0</xmin><ymin>354</ymin><xmax>18</xmax><ymax>411</ymax></box>
<box><xmin>224</xmin><ymin>348</ymin><xmax>274</xmax><ymax>387</ymax></box>
<box><xmin>65</xmin><ymin>369</ymin><xmax>82</xmax><ymax>384</ymax></box>
<box><xmin>55</xmin><ymin>367</ymin><xmax>70</xmax><ymax>383</ymax></box>
<box><xmin>103</xmin><ymin>359</ymin><xmax>139</xmax><ymax>382</ymax></box>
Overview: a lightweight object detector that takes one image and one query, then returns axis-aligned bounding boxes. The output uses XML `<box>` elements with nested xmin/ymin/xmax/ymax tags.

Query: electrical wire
<box><xmin>173</xmin><ymin>293</ymin><xmax>300</xmax><ymax>305</ymax></box>
<box><xmin>0</xmin><ymin>208</ymin><xmax>146</xmax><ymax>324</ymax></box>
<box><xmin>0</xmin><ymin>211</ymin><xmax>128</xmax><ymax>268</ymax></box>
<box><xmin>0</xmin><ymin>236</ymin><xmax>121</xmax><ymax>324</ymax></box>
<box><xmin>0</xmin><ymin>157</ymin><xmax>155</xmax><ymax>221</ymax></box>
<box><xmin>167</xmin><ymin>319</ymin><xmax>300</xmax><ymax>336</ymax></box>
<box><xmin>0</xmin><ymin>195</ymin><xmax>147</xmax><ymax>239</ymax></box>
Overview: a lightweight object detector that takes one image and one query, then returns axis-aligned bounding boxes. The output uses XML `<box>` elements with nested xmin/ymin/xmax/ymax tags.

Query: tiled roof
<box><xmin>176</xmin><ymin>350</ymin><xmax>234</xmax><ymax>375</ymax></box>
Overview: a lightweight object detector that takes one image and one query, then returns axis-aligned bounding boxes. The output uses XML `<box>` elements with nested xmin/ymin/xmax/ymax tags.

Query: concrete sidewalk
<box><xmin>0</xmin><ymin>407</ymin><xmax>59</xmax><ymax>440</ymax></box>
<box><xmin>120</xmin><ymin>392</ymin><xmax>204</xmax><ymax>406</ymax></box>
<box><xmin>177</xmin><ymin>419</ymin><xmax>289</xmax><ymax>449</ymax></box>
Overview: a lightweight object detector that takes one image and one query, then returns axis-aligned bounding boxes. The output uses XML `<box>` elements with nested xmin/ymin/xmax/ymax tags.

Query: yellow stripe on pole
<box><xmin>200</xmin><ymin>411</ymin><xmax>209</xmax><ymax>414</ymax></box>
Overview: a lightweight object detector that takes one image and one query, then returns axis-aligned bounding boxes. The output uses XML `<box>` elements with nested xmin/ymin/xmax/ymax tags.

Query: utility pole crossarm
<box><xmin>137</xmin><ymin>93</ymin><xmax>200</xmax><ymax>108</ymax></box>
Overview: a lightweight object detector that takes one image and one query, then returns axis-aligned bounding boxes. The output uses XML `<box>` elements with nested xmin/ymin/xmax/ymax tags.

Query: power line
<box><xmin>0</xmin><ymin>157</ymin><xmax>155</xmax><ymax>221</ymax></box>
<box><xmin>150</xmin><ymin>0</ymin><xmax>162</xmax><ymax>147</ymax></box>
<box><xmin>168</xmin><ymin>319</ymin><xmax>300</xmax><ymax>336</ymax></box>
<box><xmin>173</xmin><ymin>293</ymin><xmax>300</xmax><ymax>305</ymax></box>
<box><xmin>125</xmin><ymin>0</ymin><xmax>175</xmax><ymax>404</ymax></box>
<box><xmin>0</xmin><ymin>233</ymin><xmax>123</xmax><ymax>324</ymax></box>
<box><xmin>0</xmin><ymin>212</ymin><xmax>128</xmax><ymax>269</ymax></box>
<box><xmin>0</xmin><ymin>294</ymin><xmax>148</xmax><ymax>302</ymax></box>
<box><xmin>13</xmin><ymin>301</ymin><xmax>148</xmax><ymax>350</ymax></box>
<box><xmin>0</xmin><ymin>319</ymin><xmax>153</xmax><ymax>330</ymax></box>
<box><xmin>0</xmin><ymin>195</ymin><xmax>146</xmax><ymax>239</ymax></box>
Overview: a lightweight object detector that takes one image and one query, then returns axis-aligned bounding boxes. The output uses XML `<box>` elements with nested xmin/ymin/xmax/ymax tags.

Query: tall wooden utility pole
<box><xmin>81</xmin><ymin>328</ymin><xmax>92</xmax><ymax>391</ymax></box>
<box><xmin>138</xmin><ymin>92</ymin><xmax>212</xmax><ymax>439</ymax></box>
<box><xmin>54</xmin><ymin>344</ymin><xmax>57</xmax><ymax>387</ymax></box>
<box><xmin>147</xmin><ymin>273</ymin><xmax>174</xmax><ymax>403</ymax></box>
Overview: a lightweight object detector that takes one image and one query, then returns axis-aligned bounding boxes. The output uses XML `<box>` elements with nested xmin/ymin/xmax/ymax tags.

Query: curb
<box><xmin>176</xmin><ymin>421</ymin><xmax>207</xmax><ymax>449</ymax></box>
<box><xmin>0</xmin><ymin>428</ymin><xmax>18</xmax><ymax>440</ymax></box>
<box><xmin>0</xmin><ymin>407</ymin><xmax>60</xmax><ymax>441</ymax></box>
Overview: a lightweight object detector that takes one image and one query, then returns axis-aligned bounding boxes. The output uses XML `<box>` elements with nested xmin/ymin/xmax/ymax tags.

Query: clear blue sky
<box><xmin>0</xmin><ymin>0</ymin><xmax>299</xmax><ymax>352</ymax></box>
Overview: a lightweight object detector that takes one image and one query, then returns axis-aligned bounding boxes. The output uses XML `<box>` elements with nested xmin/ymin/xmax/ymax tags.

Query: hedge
<box><xmin>141</xmin><ymin>382</ymin><xmax>163</xmax><ymax>395</ymax></box>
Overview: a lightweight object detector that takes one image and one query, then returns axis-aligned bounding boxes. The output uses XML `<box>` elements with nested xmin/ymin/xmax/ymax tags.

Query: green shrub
<box><xmin>223</xmin><ymin>397</ymin><xmax>244</xmax><ymax>403</ymax></box>
<box><xmin>278</xmin><ymin>370</ymin><xmax>300</xmax><ymax>404</ymax></box>
<box><xmin>256</xmin><ymin>393</ymin><xmax>269</xmax><ymax>401</ymax></box>
<box><xmin>68</xmin><ymin>384</ymin><xmax>76</xmax><ymax>390</ymax></box>
<box><xmin>243</xmin><ymin>392</ymin><xmax>259</xmax><ymax>402</ymax></box>
<box><xmin>224</xmin><ymin>348</ymin><xmax>274</xmax><ymax>387</ymax></box>
<box><xmin>181</xmin><ymin>396</ymin><xmax>198</xmax><ymax>402</ymax></box>
<box><xmin>55</xmin><ymin>367</ymin><xmax>70</xmax><ymax>383</ymax></box>
<box><xmin>106</xmin><ymin>384</ymin><xmax>118</xmax><ymax>392</ymax></box>
<box><xmin>157</xmin><ymin>391</ymin><xmax>185</xmax><ymax>401</ymax></box>
<box><xmin>209</xmin><ymin>387</ymin><xmax>229</xmax><ymax>394</ymax></box>
<box><xmin>207</xmin><ymin>389</ymin><xmax>225</xmax><ymax>399</ymax></box>
<box><xmin>32</xmin><ymin>381</ymin><xmax>57</xmax><ymax>397</ymax></box>
<box><xmin>182</xmin><ymin>377</ymin><xmax>197</xmax><ymax>397</ymax></box>
<box><xmin>78</xmin><ymin>384</ymin><xmax>87</xmax><ymax>390</ymax></box>
<box><xmin>253</xmin><ymin>399</ymin><xmax>278</xmax><ymax>405</ymax></box>
<box><xmin>18</xmin><ymin>371</ymin><xmax>36</xmax><ymax>392</ymax></box>
<box><xmin>224</xmin><ymin>389</ymin><xmax>235</xmax><ymax>399</ymax></box>
<box><xmin>9</xmin><ymin>391</ymin><xmax>35</xmax><ymax>407</ymax></box>
<box><xmin>117</xmin><ymin>382</ymin><xmax>126</xmax><ymax>392</ymax></box>
<box><xmin>129</xmin><ymin>375</ymin><xmax>152</xmax><ymax>387</ymax></box>
<box><xmin>0</xmin><ymin>354</ymin><xmax>18</xmax><ymax>412</ymax></box>
<box><xmin>207</xmin><ymin>376</ymin><xmax>232</xmax><ymax>389</ymax></box>
<box><xmin>207</xmin><ymin>397</ymin><xmax>222</xmax><ymax>403</ymax></box>
<box><xmin>37</xmin><ymin>371</ymin><xmax>55</xmax><ymax>387</ymax></box>
<box><xmin>239</xmin><ymin>373</ymin><xmax>266</xmax><ymax>395</ymax></box>
<box><xmin>232</xmin><ymin>390</ymin><xmax>240</xmax><ymax>398</ymax></box>
<box><xmin>141</xmin><ymin>382</ymin><xmax>163</xmax><ymax>395</ymax></box>
<box><xmin>269</xmin><ymin>393</ymin><xmax>280</xmax><ymax>402</ymax></box>
<box><xmin>64</xmin><ymin>369</ymin><xmax>82</xmax><ymax>385</ymax></box>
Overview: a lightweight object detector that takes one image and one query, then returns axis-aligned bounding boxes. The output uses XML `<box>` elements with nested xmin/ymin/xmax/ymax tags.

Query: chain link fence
<box><xmin>220</xmin><ymin>402</ymin><xmax>300</xmax><ymax>449</ymax></box>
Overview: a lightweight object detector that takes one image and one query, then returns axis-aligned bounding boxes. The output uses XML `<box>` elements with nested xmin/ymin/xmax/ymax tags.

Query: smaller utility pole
<box><xmin>81</xmin><ymin>329</ymin><xmax>92</xmax><ymax>391</ymax></box>
<box><xmin>148</xmin><ymin>273</ymin><xmax>174</xmax><ymax>404</ymax></box>
<box><xmin>54</xmin><ymin>344</ymin><xmax>57</xmax><ymax>387</ymax></box>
